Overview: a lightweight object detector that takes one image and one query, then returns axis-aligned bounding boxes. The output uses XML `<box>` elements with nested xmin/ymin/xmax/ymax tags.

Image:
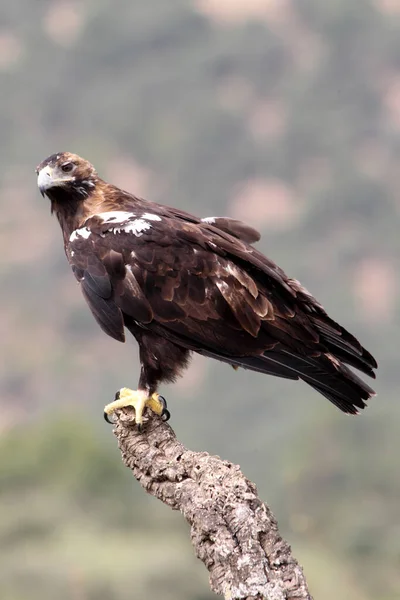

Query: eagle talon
<box><xmin>103</xmin><ymin>388</ymin><xmax>168</xmax><ymax>429</ymax></box>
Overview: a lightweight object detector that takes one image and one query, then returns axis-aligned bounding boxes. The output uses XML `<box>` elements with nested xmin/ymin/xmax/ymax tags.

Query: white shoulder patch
<box><xmin>142</xmin><ymin>212</ymin><xmax>162</xmax><ymax>221</ymax></box>
<box><xmin>70</xmin><ymin>227</ymin><xmax>91</xmax><ymax>242</ymax></box>
<box><xmin>99</xmin><ymin>211</ymin><xmax>136</xmax><ymax>223</ymax></box>
<box><xmin>120</xmin><ymin>218</ymin><xmax>151</xmax><ymax>236</ymax></box>
<box><xmin>110</xmin><ymin>218</ymin><xmax>151</xmax><ymax>237</ymax></box>
<box><xmin>94</xmin><ymin>211</ymin><xmax>153</xmax><ymax>237</ymax></box>
<box><xmin>202</xmin><ymin>216</ymin><xmax>217</xmax><ymax>224</ymax></box>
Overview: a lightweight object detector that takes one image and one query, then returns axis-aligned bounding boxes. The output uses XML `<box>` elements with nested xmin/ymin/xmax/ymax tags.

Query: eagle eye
<box><xmin>61</xmin><ymin>162</ymin><xmax>74</xmax><ymax>173</ymax></box>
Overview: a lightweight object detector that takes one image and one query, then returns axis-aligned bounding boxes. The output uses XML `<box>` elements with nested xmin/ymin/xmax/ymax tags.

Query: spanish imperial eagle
<box><xmin>36</xmin><ymin>152</ymin><xmax>377</xmax><ymax>427</ymax></box>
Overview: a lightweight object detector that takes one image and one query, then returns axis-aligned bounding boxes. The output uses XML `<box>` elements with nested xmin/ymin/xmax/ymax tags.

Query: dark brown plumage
<box><xmin>37</xmin><ymin>152</ymin><xmax>377</xmax><ymax>416</ymax></box>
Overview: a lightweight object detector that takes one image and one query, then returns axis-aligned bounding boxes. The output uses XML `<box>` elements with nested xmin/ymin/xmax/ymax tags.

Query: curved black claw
<box><xmin>161</xmin><ymin>409</ymin><xmax>171</xmax><ymax>422</ymax></box>
<box><xmin>104</xmin><ymin>411</ymin><xmax>115</xmax><ymax>425</ymax></box>
<box><xmin>104</xmin><ymin>390</ymin><xmax>121</xmax><ymax>424</ymax></box>
<box><xmin>159</xmin><ymin>395</ymin><xmax>171</xmax><ymax>422</ymax></box>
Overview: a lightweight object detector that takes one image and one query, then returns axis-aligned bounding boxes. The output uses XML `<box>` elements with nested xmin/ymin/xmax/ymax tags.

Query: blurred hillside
<box><xmin>0</xmin><ymin>1</ymin><xmax>399</xmax><ymax>599</ymax></box>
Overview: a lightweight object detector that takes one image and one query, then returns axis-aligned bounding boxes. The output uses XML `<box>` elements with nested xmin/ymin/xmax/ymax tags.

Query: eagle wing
<box><xmin>68</xmin><ymin>210</ymin><xmax>376</xmax><ymax>413</ymax></box>
<box><xmin>67</xmin><ymin>210</ymin><xmax>289</xmax><ymax>345</ymax></box>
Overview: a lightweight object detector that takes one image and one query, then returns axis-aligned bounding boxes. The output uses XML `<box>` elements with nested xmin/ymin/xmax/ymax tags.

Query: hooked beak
<box><xmin>37</xmin><ymin>166</ymin><xmax>73</xmax><ymax>197</ymax></box>
<box><xmin>37</xmin><ymin>166</ymin><xmax>55</xmax><ymax>197</ymax></box>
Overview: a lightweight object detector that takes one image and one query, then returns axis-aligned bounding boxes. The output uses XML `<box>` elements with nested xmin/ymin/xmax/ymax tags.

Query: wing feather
<box><xmin>80</xmin><ymin>281</ymin><xmax>125</xmax><ymax>342</ymax></box>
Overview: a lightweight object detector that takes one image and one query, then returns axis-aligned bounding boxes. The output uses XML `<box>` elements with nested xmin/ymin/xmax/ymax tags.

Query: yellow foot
<box><xmin>104</xmin><ymin>387</ymin><xmax>170</xmax><ymax>430</ymax></box>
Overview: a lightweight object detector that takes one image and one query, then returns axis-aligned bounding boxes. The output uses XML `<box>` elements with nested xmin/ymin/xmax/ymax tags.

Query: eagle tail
<box><xmin>311</xmin><ymin>315</ymin><xmax>377</xmax><ymax>378</ymax></box>
<box><xmin>236</xmin><ymin>350</ymin><xmax>376</xmax><ymax>414</ymax></box>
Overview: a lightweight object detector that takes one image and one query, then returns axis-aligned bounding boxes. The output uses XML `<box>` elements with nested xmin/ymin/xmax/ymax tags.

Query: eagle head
<box><xmin>36</xmin><ymin>152</ymin><xmax>97</xmax><ymax>202</ymax></box>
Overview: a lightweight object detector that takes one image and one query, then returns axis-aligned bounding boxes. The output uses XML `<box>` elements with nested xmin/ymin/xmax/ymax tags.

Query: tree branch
<box><xmin>112</xmin><ymin>409</ymin><xmax>312</xmax><ymax>600</ymax></box>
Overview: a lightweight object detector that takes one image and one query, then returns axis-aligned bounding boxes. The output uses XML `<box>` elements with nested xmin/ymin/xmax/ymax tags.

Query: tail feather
<box><xmin>193</xmin><ymin>333</ymin><xmax>376</xmax><ymax>415</ymax></box>
<box><xmin>235</xmin><ymin>349</ymin><xmax>376</xmax><ymax>414</ymax></box>
<box><xmin>312</xmin><ymin>316</ymin><xmax>377</xmax><ymax>377</ymax></box>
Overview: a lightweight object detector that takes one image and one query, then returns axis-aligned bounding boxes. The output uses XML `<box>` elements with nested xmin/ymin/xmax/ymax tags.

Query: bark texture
<box><xmin>112</xmin><ymin>409</ymin><xmax>312</xmax><ymax>600</ymax></box>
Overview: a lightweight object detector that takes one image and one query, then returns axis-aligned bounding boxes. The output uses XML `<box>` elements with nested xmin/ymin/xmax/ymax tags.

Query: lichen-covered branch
<box><xmin>112</xmin><ymin>409</ymin><xmax>312</xmax><ymax>600</ymax></box>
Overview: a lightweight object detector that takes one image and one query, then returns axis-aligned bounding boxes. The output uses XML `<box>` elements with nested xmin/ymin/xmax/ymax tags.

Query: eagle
<box><xmin>36</xmin><ymin>152</ymin><xmax>377</xmax><ymax>427</ymax></box>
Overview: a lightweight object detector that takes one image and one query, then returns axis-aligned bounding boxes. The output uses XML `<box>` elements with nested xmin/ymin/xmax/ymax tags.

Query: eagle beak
<box><xmin>37</xmin><ymin>166</ymin><xmax>55</xmax><ymax>197</ymax></box>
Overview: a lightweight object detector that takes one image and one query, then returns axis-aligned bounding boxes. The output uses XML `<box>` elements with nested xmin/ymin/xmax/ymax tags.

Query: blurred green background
<box><xmin>1</xmin><ymin>1</ymin><xmax>399</xmax><ymax>598</ymax></box>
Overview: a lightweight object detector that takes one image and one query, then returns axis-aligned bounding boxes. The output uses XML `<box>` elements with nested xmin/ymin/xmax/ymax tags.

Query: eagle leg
<box><xmin>104</xmin><ymin>387</ymin><xmax>169</xmax><ymax>430</ymax></box>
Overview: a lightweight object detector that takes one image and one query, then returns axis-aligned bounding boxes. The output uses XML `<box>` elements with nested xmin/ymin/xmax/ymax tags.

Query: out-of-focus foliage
<box><xmin>0</xmin><ymin>1</ymin><xmax>399</xmax><ymax>599</ymax></box>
